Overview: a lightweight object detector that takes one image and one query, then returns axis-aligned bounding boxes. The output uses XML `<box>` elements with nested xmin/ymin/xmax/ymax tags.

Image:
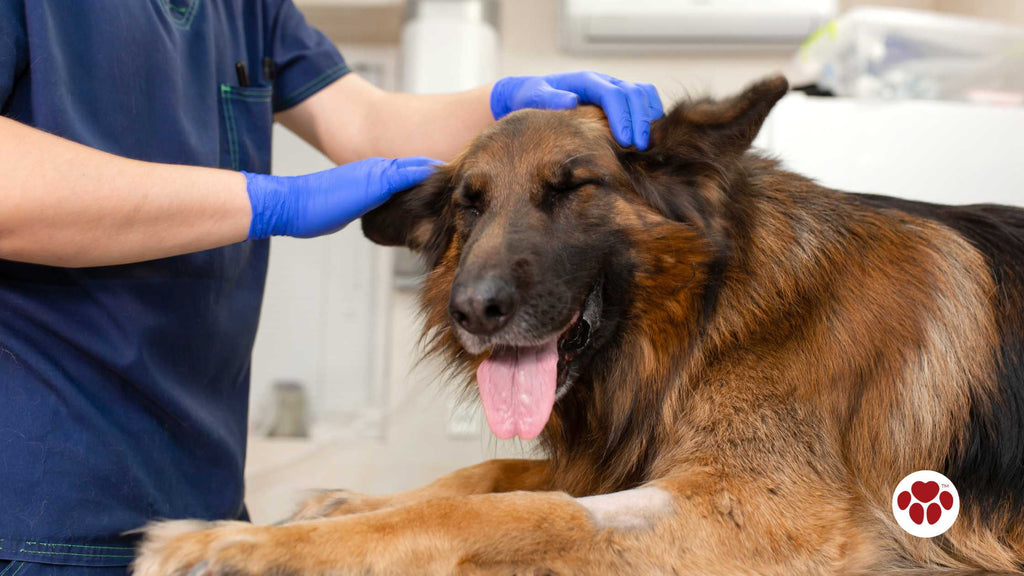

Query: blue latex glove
<box><xmin>244</xmin><ymin>156</ymin><xmax>441</xmax><ymax>239</ymax></box>
<box><xmin>490</xmin><ymin>71</ymin><xmax>664</xmax><ymax>150</ymax></box>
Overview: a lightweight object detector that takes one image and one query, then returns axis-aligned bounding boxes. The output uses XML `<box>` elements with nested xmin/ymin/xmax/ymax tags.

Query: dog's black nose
<box><xmin>449</xmin><ymin>275</ymin><xmax>516</xmax><ymax>335</ymax></box>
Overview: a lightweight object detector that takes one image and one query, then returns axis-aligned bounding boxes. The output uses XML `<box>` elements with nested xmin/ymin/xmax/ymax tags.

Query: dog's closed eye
<box><xmin>547</xmin><ymin>176</ymin><xmax>604</xmax><ymax>194</ymax></box>
<box><xmin>543</xmin><ymin>168</ymin><xmax>607</xmax><ymax>210</ymax></box>
<box><xmin>454</xmin><ymin>185</ymin><xmax>486</xmax><ymax>219</ymax></box>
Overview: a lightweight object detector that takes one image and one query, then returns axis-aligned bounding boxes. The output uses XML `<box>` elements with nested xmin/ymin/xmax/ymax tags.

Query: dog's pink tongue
<box><xmin>476</xmin><ymin>341</ymin><xmax>558</xmax><ymax>440</ymax></box>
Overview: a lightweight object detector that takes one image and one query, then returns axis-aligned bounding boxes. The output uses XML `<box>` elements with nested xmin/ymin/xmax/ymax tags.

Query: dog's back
<box><xmin>855</xmin><ymin>195</ymin><xmax>1024</xmax><ymax>523</ymax></box>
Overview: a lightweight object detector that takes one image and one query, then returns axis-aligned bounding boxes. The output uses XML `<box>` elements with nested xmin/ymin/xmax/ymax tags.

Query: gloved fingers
<box><xmin>392</xmin><ymin>156</ymin><xmax>445</xmax><ymax>170</ymax></box>
<box><xmin>386</xmin><ymin>163</ymin><xmax>439</xmax><ymax>194</ymax></box>
<box><xmin>614</xmin><ymin>79</ymin><xmax>654</xmax><ymax>150</ymax></box>
<box><xmin>548</xmin><ymin>71</ymin><xmax>615</xmax><ymax>105</ymax></box>
<box><xmin>370</xmin><ymin>156</ymin><xmax>442</xmax><ymax>206</ymax></box>
<box><xmin>639</xmin><ymin>82</ymin><xmax>665</xmax><ymax>119</ymax></box>
<box><xmin>490</xmin><ymin>76</ymin><xmax>527</xmax><ymax>119</ymax></box>
<box><xmin>525</xmin><ymin>83</ymin><xmax>580</xmax><ymax>111</ymax></box>
<box><xmin>592</xmin><ymin>78</ymin><xmax>634</xmax><ymax>148</ymax></box>
<box><xmin>246</xmin><ymin>156</ymin><xmax>441</xmax><ymax>240</ymax></box>
<box><xmin>551</xmin><ymin>72</ymin><xmax>666</xmax><ymax>148</ymax></box>
<box><xmin>548</xmin><ymin>70</ymin><xmax>614</xmax><ymax>95</ymax></box>
<box><xmin>548</xmin><ymin>73</ymin><xmax>628</xmax><ymax>146</ymax></box>
<box><xmin>556</xmin><ymin>73</ymin><xmax>637</xmax><ymax>147</ymax></box>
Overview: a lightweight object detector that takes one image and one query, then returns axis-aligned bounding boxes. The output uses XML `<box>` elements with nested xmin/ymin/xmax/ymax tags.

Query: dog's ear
<box><xmin>621</xmin><ymin>75</ymin><xmax>787</xmax><ymax>214</ymax></box>
<box><xmin>361</xmin><ymin>166</ymin><xmax>455</xmax><ymax>267</ymax></box>
<box><xmin>666</xmin><ymin>74</ymin><xmax>788</xmax><ymax>156</ymax></box>
<box><xmin>618</xmin><ymin>75</ymin><xmax>788</xmax><ymax>244</ymax></box>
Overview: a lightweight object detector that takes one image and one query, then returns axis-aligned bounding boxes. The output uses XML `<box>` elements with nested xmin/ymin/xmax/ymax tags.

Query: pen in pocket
<box><xmin>262</xmin><ymin>57</ymin><xmax>276</xmax><ymax>83</ymax></box>
<box><xmin>235</xmin><ymin>61</ymin><xmax>250</xmax><ymax>87</ymax></box>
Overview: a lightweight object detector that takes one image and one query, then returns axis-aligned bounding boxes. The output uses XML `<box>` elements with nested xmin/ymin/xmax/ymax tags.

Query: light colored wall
<box><xmin>497</xmin><ymin>0</ymin><xmax>790</xmax><ymax>101</ymax></box>
<box><xmin>874</xmin><ymin>0</ymin><xmax>1024</xmax><ymax>24</ymax></box>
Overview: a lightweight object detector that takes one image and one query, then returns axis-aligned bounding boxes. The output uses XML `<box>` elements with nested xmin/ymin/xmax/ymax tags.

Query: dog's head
<box><xmin>363</xmin><ymin>75</ymin><xmax>788</xmax><ymax>440</ymax></box>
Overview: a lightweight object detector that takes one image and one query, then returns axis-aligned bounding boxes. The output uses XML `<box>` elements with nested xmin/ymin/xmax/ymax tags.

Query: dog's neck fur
<box><xmin>536</xmin><ymin>157</ymin><xmax>765</xmax><ymax>496</ymax></box>
<box><xmin>535</xmin><ymin>152</ymin><xmax>996</xmax><ymax>501</ymax></box>
<box><xmin>421</xmin><ymin>149</ymin><xmax>996</xmax><ymax>515</ymax></box>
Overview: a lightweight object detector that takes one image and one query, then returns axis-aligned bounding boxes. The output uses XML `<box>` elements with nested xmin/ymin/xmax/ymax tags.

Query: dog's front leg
<box><xmin>289</xmin><ymin>458</ymin><xmax>552</xmax><ymax>521</ymax></box>
<box><xmin>134</xmin><ymin>484</ymin><xmax>679</xmax><ymax>576</ymax></box>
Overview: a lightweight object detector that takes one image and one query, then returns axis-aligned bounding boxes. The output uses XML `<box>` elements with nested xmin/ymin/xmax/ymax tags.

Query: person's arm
<box><xmin>0</xmin><ymin>115</ymin><xmax>250</xmax><ymax>267</ymax></box>
<box><xmin>276</xmin><ymin>74</ymin><xmax>493</xmax><ymax>164</ymax></box>
<box><xmin>0</xmin><ymin>116</ymin><xmax>436</xmax><ymax>268</ymax></box>
<box><xmin>0</xmin><ymin>68</ymin><xmax>661</xmax><ymax>268</ymax></box>
<box><xmin>277</xmin><ymin>72</ymin><xmax>664</xmax><ymax>165</ymax></box>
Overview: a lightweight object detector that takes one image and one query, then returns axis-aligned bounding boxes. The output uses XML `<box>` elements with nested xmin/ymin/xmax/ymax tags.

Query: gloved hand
<box><xmin>490</xmin><ymin>71</ymin><xmax>664</xmax><ymax>150</ymax></box>
<box><xmin>244</xmin><ymin>156</ymin><xmax>440</xmax><ymax>240</ymax></box>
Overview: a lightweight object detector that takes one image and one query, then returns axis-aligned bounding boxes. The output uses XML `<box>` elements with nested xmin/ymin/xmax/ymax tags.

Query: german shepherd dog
<box><xmin>135</xmin><ymin>76</ymin><xmax>1024</xmax><ymax>575</ymax></box>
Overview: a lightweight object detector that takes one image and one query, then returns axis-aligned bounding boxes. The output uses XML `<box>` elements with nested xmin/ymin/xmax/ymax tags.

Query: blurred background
<box><xmin>245</xmin><ymin>0</ymin><xmax>1024</xmax><ymax>523</ymax></box>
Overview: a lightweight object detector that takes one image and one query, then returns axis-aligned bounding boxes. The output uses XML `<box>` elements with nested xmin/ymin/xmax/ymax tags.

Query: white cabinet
<box><xmin>757</xmin><ymin>93</ymin><xmax>1024</xmax><ymax>207</ymax></box>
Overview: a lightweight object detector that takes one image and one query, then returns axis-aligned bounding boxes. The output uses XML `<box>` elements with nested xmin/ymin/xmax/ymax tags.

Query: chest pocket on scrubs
<box><xmin>218</xmin><ymin>84</ymin><xmax>273</xmax><ymax>174</ymax></box>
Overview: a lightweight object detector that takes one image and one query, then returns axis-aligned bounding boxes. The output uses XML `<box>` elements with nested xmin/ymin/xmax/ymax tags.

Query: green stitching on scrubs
<box><xmin>0</xmin><ymin>561</ymin><xmax>20</xmax><ymax>576</ymax></box>
<box><xmin>8</xmin><ymin>563</ymin><xmax>25</xmax><ymax>576</ymax></box>
<box><xmin>221</xmin><ymin>85</ymin><xmax>239</xmax><ymax>170</ymax></box>
<box><xmin>20</xmin><ymin>550</ymin><xmax>135</xmax><ymax>559</ymax></box>
<box><xmin>159</xmin><ymin>0</ymin><xmax>201</xmax><ymax>30</ymax></box>
<box><xmin>278</xmin><ymin>63</ymin><xmax>349</xmax><ymax>110</ymax></box>
<box><xmin>181</xmin><ymin>0</ymin><xmax>200</xmax><ymax>27</ymax></box>
<box><xmin>226</xmin><ymin>92</ymin><xmax>273</xmax><ymax>103</ymax></box>
<box><xmin>220</xmin><ymin>85</ymin><xmax>272</xmax><ymax>171</ymax></box>
<box><xmin>24</xmin><ymin>541</ymin><xmax>134</xmax><ymax>550</ymax></box>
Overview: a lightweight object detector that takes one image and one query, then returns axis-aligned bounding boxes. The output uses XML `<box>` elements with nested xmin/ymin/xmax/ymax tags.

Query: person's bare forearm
<box><xmin>276</xmin><ymin>74</ymin><xmax>494</xmax><ymax>164</ymax></box>
<box><xmin>358</xmin><ymin>85</ymin><xmax>494</xmax><ymax>161</ymax></box>
<box><xmin>0</xmin><ymin>116</ymin><xmax>250</xmax><ymax>267</ymax></box>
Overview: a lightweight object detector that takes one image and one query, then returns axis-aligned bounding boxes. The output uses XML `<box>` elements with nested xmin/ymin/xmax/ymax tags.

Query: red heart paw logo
<box><xmin>911</xmin><ymin>480</ymin><xmax>940</xmax><ymax>503</ymax></box>
<box><xmin>893</xmin><ymin>471</ymin><xmax>959</xmax><ymax>537</ymax></box>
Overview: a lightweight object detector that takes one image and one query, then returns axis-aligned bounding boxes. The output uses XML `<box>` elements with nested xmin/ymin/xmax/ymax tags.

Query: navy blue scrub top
<box><xmin>0</xmin><ymin>1</ymin><xmax>349</xmax><ymax>566</ymax></box>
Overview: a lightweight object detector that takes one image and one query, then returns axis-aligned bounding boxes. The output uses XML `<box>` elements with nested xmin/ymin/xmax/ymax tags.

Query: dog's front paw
<box><xmin>133</xmin><ymin>520</ymin><xmax>273</xmax><ymax>576</ymax></box>
<box><xmin>289</xmin><ymin>489</ymin><xmax>390</xmax><ymax>522</ymax></box>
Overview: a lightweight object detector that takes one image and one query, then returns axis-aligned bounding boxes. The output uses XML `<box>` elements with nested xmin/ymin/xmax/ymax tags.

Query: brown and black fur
<box><xmin>134</xmin><ymin>76</ymin><xmax>1024</xmax><ymax>575</ymax></box>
